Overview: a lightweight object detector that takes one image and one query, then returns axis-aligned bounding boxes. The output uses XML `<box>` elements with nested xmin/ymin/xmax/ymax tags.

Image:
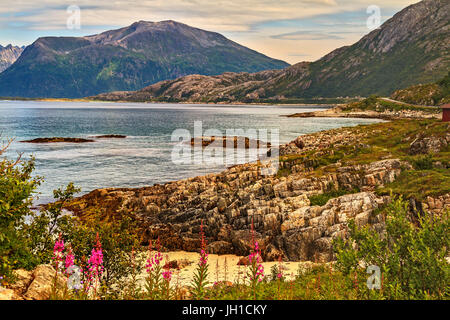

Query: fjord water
<box><xmin>0</xmin><ymin>100</ymin><xmax>381</xmax><ymax>203</ymax></box>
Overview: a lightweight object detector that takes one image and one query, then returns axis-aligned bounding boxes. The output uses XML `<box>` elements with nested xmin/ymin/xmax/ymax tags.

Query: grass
<box><xmin>276</xmin><ymin>119</ymin><xmax>449</xmax><ymax>201</ymax></box>
<box><xmin>377</xmin><ymin>169</ymin><xmax>450</xmax><ymax>200</ymax></box>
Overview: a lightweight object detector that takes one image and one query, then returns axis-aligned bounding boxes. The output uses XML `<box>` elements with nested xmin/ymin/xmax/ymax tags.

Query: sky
<box><xmin>0</xmin><ymin>0</ymin><xmax>419</xmax><ymax>64</ymax></box>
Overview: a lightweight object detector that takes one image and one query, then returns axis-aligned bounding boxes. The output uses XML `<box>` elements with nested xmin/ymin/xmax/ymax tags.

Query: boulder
<box><xmin>24</xmin><ymin>265</ymin><xmax>66</xmax><ymax>300</ymax></box>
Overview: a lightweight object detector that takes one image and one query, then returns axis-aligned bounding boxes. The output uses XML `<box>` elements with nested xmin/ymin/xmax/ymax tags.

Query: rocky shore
<box><xmin>286</xmin><ymin>105</ymin><xmax>441</xmax><ymax>120</ymax></box>
<box><xmin>67</xmin><ymin>119</ymin><xmax>450</xmax><ymax>263</ymax></box>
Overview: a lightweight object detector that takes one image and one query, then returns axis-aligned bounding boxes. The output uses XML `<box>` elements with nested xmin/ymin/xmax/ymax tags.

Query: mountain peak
<box><xmin>0</xmin><ymin>21</ymin><xmax>288</xmax><ymax>98</ymax></box>
<box><xmin>0</xmin><ymin>44</ymin><xmax>24</xmax><ymax>73</ymax></box>
<box><xmin>93</xmin><ymin>0</ymin><xmax>449</xmax><ymax>103</ymax></box>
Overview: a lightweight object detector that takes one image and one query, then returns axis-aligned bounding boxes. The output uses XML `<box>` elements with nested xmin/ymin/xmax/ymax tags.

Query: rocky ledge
<box><xmin>0</xmin><ymin>265</ymin><xmax>66</xmax><ymax>300</ymax></box>
<box><xmin>68</xmin><ymin>158</ymin><xmax>406</xmax><ymax>262</ymax></box>
<box><xmin>21</xmin><ymin>137</ymin><xmax>95</xmax><ymax>143</ymax></box>
<box><xmin>190</xmin><ymin>136</ymin><xmax>271</xmax><ymax>149</ymax></box>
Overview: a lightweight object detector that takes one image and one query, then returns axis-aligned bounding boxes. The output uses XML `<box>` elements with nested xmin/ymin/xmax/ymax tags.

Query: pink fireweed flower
<box><xmin>277</xmin><ymin>255</ymin><xmax>283</xmax><ymax>280</ymax></box>
<box><xmin>248</xmin><ymin>241</ymin><xmax>264</xmax><ymax>282</ymax></box>
<box><xmin>146</xmin><ymin>239</ymin><xmax>163</xmax><ymax>273</ymax></box>
<box><xmin>198</xmin><ymin>220</ymin><xmax>209</xmax><ymax>266</ymax></box>
<box><xmin>85</xmin><ymin>234</ymin><xmax>104</xmax><ymax>291</ymax></box>
<box><xmin>199</xmin><ymin>249</ymin><xmax>208</xmax><ymax>266</ymax></box>
<box><xmin>52</xmin><ymin>235</ymin><xmax>65</xmax><ymax>271</ymax></box>
<box><xmin>162</xmin><ymin>270</ymin><xmax>172</xmax><ymax>281</ymax></box>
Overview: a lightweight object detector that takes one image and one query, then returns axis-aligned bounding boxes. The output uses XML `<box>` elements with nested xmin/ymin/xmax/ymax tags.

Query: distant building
<box><xmin>441</xmin><ymin>104</ymin><xmax>450</xmax><ymax>122</ymax></box>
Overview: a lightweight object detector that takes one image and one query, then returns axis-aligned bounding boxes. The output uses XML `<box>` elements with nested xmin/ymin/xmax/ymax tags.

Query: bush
<box><xmin>412</xmin><ymin>154</ymin><xmax>433</xmax><ymax>170</ymax></box>
<box><xmin>0</xmin><ymin>140</ymin><xmax>41</xmax><ymax>282</ymax></box>
<box><xmin>333</xmin><ymin>197</ymin><xmax>449</xmax><ymax>299</ymax></box>
<box><xmin>23</xmin><ymin>183</ymin><xmax>81</xmax><ymax>265</ymax></box>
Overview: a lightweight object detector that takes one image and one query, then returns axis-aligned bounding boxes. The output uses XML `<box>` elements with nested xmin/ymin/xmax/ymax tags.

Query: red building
<box><xmin>441</xmin><ymin>104</ymin><xmax>450</xmax><ymax>122</ymax></box>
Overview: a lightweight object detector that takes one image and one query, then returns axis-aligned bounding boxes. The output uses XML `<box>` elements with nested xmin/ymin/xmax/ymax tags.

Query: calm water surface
<box><xmin>0</xmin><ymin>100</ymin><xmax>382</xmax><ymax>203</ymax></box>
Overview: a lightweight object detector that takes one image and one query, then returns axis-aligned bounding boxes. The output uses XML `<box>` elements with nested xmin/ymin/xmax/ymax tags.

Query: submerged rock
<box><xmin>21</xmin><ymin>137</ymin><xmax>95</xmax><ymax>143</ymax></box>
<box><xmin>89</xmin><ymin>135</ymin><xmax>127</xmax><ymax>139</ymax></box>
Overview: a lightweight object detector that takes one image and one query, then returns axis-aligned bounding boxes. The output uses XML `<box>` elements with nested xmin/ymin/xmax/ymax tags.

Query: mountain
<box><xmin>0</xmin><ymin>20</ymin><xmax>289</xmax><ymax>98</ymax></box>
<box><xmin>93</xmin><ymin>0</ymin><xmax>449</xmax><ymax>103</ymax></box>
<box><xmin>0</xmin><ymin>45</ymin><xmax>24</xmax><ymax>73</ymax></box>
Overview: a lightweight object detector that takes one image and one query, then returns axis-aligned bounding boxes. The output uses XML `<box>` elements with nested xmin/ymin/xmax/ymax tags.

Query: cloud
<box><xmin>0</xmin><ymin>0</ymin><xmax>418</xmax><ymax>63</ymax></box>
<box><xmin>271</xmin><ymin>30</ymin><xmax>344</xmax><ymax>40</ymax></box>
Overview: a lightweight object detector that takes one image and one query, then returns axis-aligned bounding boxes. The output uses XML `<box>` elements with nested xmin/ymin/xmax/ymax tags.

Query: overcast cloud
<box><xmin>0</xmin><ymin>0</ymin><xmax>418</xmax><ymax>63</ymax></box>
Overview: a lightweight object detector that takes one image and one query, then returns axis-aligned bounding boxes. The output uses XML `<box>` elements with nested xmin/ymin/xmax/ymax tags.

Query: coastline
<box><xmin>66</xmin><ymin>117</ymin><xmax>450</xmax><ymax>263</ymax></box>
<box><xmin>0</xmin><ymin>96</ymin><xmax>345</xmax><ymax>107</ymax></box>
<box><xmin>285</xmin><ymin>104</ymin><xmax>441</xmax><ymax>120</ymax></box>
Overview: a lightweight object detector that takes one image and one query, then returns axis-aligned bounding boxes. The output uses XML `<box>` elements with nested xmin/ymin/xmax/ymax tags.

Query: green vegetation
<box><xmin>334</xmin><ymin>197</ymin><xmax>449</xmax><ymax>299</ymax></box>
<box><xmin>0</xmin><ymin>143</ymin><xmax>41</xmax><ymax>280</ymax></box>
<box><xmin>0</xmin><ymin>140</ymin><xmax>142</xmax><ymax>289</ymax></box>
<box><xmin>46</xmin><ymin>199</ymin><xmax>449</xmax><ymax>301</ymax></box>
<box><xmin>278</xmin><ymin>119</ymin><xmax>449</xmax><ymax>201</ymax></box>
<box><xmin>378</xmin><ymin>169</ymin><xmax>450</xmax><ymax>200</ymax></box>
<box><xmin>391</xmin><ymin>72</ymin><xmax>450</xmax><ymax>106</ymax></box>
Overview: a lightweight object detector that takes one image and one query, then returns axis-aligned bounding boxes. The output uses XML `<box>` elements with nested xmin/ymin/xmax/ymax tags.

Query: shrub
<box><xmin>23</xmin><ymin>183</ymin><xmax>81</xmax><ymax>265</ymax></box>
<box><xmin>412</xmin><ymin>154</ymin><xmax>433</xmax><ymax>170</ymax></box>
<box><xmin>0</xmin><ymin>140</ymin><xmax>41</xmax><ymax>281</ymax></box>
<box><xmin>333</xmin><ymin>197</ymin><xmax>449</xmax><ymax>299</ymax></box>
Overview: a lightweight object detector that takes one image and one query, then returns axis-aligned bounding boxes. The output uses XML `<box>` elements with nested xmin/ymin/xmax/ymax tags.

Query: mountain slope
<box><xmin>0</xmin><ymin>21</ymin><xmax>289</xmax><ymax>98</ymax></box>
<box><xmin>0</xmin><ymin>45</ymin><xmax>23</xmax><ymax>73</ymax></box>
<box><xmin>391</xmin><ymin>72</ymin><xmax>450</xmax><ymax>106</ymax></box>
<box><xmin>93</xmin><ymin>0</ymin><xmax>449</xmax><ymax>103</ymax></box>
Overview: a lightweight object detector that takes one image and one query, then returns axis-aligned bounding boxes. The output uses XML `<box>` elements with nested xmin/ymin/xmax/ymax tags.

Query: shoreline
<box><xmin>0</xmin><ymin>97</ymin><xmax>346</xmax><ymax>107</ymax></box>
<box><xmin>285</xmin><ymin>105</ymin><xmax>441</xmax><ymax>120</ymax></box>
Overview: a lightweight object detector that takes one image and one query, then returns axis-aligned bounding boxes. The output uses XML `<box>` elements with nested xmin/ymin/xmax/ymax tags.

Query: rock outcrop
<box><xmin>0</xmin><ymin>265</ymin><xmax>66</xmax><ymax>300</ymax></box>
<box><xmin>68</xmin><ymin>157</ymin><xmax>406</xmax><ymax>262</ymax></box>
<box><xmin>409</xmin><ymin>132</ymin><xmax>450</xmax><ymax>155</ymax></box>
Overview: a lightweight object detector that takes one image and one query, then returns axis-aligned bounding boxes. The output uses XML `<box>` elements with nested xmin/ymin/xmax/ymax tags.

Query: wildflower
<box><xmin>52</xmin><ymin>235</ymin><xmax>65</xmax><ymax>272</ymax></box>
<box><xmin>190</xmin><ymin>220</ymin><xmax>210</xmax><ymax>299</ymax></box>
<box><xmin>248</xmin><ymin>241</ymin><xmax>264</xmax><ymax>282</ymax></box>
<box><xmin>162</xmin><ymin>270</ymin><xmax>172</xmax><ymax>281</ymax></box>
<box><xmin>277</xmin><ymin>256</ymin><xmax>283</xmax><ymax>279</ymax></box>
<box><xmin>146</xmin><ymin>239</ymin><xmax>163</xmax><ymax>273</ymax></box>
<box><xmin>198</xmin><ymin>221</ymin><xmax>208</xmax><ymax>266</ymax></box>
<box><xmin>85</xmin><ymin>233</ymin><xmax>104</xmax><ymax>292</ymax></box>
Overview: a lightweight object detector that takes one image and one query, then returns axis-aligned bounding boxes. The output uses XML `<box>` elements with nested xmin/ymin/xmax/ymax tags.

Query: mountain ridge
<box><xmin>0</xmin><ymin>20</ymin><xmax>289</xmax><ymax>98</ymax></box>
<box><xmin>0</xmin><ymin>44</ymin><xmax>24</xmax><ymax>73</ymax></box>
<box><xmin>92</xmin><ymin>0</ymin><xmax>449</xmax><ymax>103</ymax></box>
